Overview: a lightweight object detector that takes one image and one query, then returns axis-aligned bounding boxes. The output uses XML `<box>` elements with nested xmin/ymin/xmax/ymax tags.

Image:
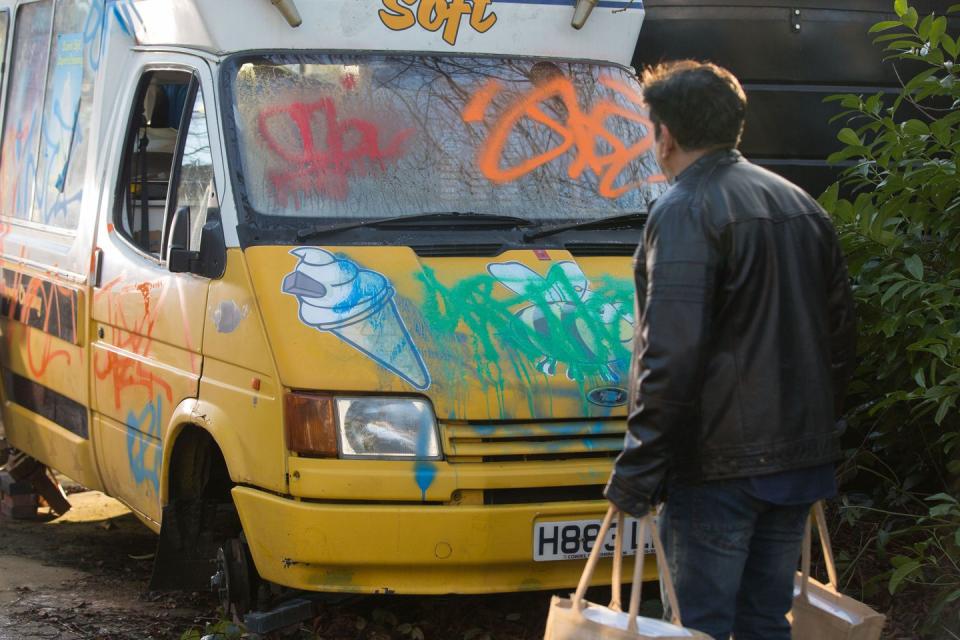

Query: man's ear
<box><xmin>657</xmin><ymin>123</ymin><xmax>676</xmax><ymax>155</ymax></box>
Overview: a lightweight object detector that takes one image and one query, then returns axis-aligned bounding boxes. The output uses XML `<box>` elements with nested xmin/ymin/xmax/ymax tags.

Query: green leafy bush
<box><xmin>821</xmin><ymin>1</ymin><xmax>960</xmax><ymax>635</ymax></box>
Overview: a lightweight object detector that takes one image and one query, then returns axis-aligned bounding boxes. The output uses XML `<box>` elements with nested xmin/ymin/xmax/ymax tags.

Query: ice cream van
<box><xmin>0</xmin><ymin>0</ymin><xmax>666</xmax><ymax>612</ymax></box>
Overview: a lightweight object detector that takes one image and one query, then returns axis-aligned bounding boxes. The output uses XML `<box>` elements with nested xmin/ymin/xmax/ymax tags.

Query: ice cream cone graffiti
<box><xmin>282</xmin><ymin>247</ymin><xmax>431</xmax><ymax>391</ymax></box>
<box><xmin>488</xmin><ymin>261</ymin><xmax>634</xmax><ymax>382</ymax></box>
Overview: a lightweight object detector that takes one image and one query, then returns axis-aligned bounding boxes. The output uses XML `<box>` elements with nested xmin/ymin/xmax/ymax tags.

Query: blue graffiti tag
<box><xmin>126</xmin><ymin>396</ymin><xmax>163</xmax><ymax>493</ymax></box>
<box><xmin>282</xmin><ymin>247</ymin><xmax>431</xmax><ymax>390</ymax></box>
<box><xmin>83</xmin><ymin>0</ymin><xmax>142</xmax><ymax>71</ymax></box>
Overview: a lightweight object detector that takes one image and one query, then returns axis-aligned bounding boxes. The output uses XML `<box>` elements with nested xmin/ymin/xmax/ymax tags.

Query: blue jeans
<box><xmin>661</xmin><ymin>480</ymin><xmax>811</xmax><ymax>640</ymax></box>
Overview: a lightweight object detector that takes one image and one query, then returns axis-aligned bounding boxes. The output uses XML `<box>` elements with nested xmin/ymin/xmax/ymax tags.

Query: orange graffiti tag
<box><xmin>93</xmin><ymin>279</ymin><xmax>173</xmax><ymax>410</ymax></box>
<box><xmin>463</xmin><ymin>75</ymin><xmax>666</xmax><ymax>198</ymax></box>
<box><xmin>0</xmin><ymin>268</ymin><xmax>77</xmax><ymax>379</ymax></box>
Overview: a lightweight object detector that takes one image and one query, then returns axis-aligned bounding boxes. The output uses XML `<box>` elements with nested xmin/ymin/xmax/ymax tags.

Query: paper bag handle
<box><xmin>571</xmin><ymin>505</ymin><xmax>683</xmax><ymax>630</ymax></box>
<box><xmin>610</xmin><ymin>511</ymin><xmax>625</xmax><ymax>612</ymax></box>
<box><xmin>801</xmin><ymin>500</ymin><xmax>839</xmax><ymax>598</ymax></box>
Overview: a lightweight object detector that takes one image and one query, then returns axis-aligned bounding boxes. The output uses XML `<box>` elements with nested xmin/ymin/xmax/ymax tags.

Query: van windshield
<box><xmin>225</xmin><ymin>54</ymin><xmax>666</xmax><ymax>224</ymax></box>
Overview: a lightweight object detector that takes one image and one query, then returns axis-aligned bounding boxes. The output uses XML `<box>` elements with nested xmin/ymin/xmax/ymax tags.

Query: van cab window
<box><xmin>225</xmin><ymin>54</ymin><xmax>665</xmax><ymax>229</ymax></box>
<box><xmin>115</xmin><ymin>71</ymin><xmax>216</xmax><ymax>259</ymax></box>
<box><xmin>172</xmin><ymin>89</ymin><xmax>217</xmax><ymax>253</ymax></box>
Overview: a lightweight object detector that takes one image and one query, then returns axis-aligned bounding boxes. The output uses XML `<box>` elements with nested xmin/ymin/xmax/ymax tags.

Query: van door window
<box><xmin>0</xmin><ymin>0</ymin><xmax>102</xmax><ymax>229</ymax></box>
<box><xmin>170</xmin><ymin>88</ymin><xmax>216</xmax><ymax>253</ymax></box>
<box><xmin>0</xmin><ymin>1</ymin><xmax>53</xmax><ymax>221</ymax></box>
<box><xmin>114</xmin><ymin>71</ymin><xmax>194</xmax><ymax>258</ymax></box>
<box><xmin>0</xmin><ymin>11</ymin><xmax>10</xmax><ymax>103</ymax></box>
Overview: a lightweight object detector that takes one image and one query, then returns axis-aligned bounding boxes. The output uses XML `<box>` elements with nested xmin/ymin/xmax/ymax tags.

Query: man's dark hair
<box><xmin>641</xmin><ymin>60</ymin><xmax>747</xmax><ymax>151</ymax></box>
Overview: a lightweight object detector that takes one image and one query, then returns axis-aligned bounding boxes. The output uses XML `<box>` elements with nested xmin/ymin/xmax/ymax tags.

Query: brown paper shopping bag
<box><xmin>789</xmin><ymin>502</ymin><xmax>886</xmax><ymax>640</ymax></box>
<box><xmin>543</xmin><ymin>505</ymin><xmax>711</xmax><ymax>640</ymax></box>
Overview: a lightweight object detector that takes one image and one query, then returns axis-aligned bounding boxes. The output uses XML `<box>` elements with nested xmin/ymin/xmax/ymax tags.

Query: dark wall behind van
<box><xmin>632</xmin><ymin>0</ymin><xmax>950</xmax><ymax>197</ymax></box>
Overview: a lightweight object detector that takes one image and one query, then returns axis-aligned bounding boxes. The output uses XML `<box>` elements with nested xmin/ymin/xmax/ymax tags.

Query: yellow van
<box><xmin>0</xmin><ymin>0</ymin><xmax>665</xmax><ymax>613</ymax></box>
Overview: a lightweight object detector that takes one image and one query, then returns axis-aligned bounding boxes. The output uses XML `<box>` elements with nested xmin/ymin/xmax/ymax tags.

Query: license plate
<box><xmin>533</xmin><ymin>516</ymin><xmax>656</xmax><ymax>562</ymax></box>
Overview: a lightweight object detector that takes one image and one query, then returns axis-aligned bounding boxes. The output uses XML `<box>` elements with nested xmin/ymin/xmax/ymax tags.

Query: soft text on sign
<box><xmin>379</xmin><ymin>0</ymin><xmax>497</xmax><ymax>46</ymax></box>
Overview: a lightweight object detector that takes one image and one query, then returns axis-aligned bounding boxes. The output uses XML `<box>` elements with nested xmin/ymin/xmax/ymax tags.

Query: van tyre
<box><xmin>212</xmin><ymin>536</ymin><xmax>258</xmax><ymax>617</ymax></box>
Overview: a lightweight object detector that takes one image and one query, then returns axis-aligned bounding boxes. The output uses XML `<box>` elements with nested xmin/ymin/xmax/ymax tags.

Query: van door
<box><xmin>0</xmin><ymin>0</ymin><xmax>102</xmax><ymax>490</ymax></box>
<box><xmin>91</xmin><ymin>62</ymin><xmax>218</xmax><ymax>525</ymax></box>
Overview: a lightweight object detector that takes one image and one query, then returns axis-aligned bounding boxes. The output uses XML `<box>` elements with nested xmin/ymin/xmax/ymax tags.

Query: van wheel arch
<box><xmin>166</xmin><ymin>424</ymin><xmax>233</xmax><ymax>505</ymax></box>
<box><xmin>150</xmin><ymin>424</ymin><xmax>242</xmax><ymax>591</ymax></box>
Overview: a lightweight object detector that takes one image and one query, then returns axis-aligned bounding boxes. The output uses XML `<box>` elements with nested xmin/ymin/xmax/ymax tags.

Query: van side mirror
<box><xmin>198</xmin><ymin>209</ymin><xmax>226</xmax><ymax>279</ymax></box>
<box><xmin>167</xmin><ymin>205</ymin><xmax>226</xmax><ymax>279</ymax></box>
<box><xmin>167</xmin><ymin>206</ymin><xmax>198</xmax><ymax>274</ymax></box>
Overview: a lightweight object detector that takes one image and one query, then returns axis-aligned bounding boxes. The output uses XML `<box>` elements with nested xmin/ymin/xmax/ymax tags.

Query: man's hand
<box><xmin>604</xmin><ymin>471</ymin><xmax>653</xmax><ymax>519</ymax></box>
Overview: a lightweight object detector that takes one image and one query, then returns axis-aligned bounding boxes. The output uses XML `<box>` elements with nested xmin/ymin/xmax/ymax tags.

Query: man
<box><xmin>604</xmin><ymin>61</ymin><xmax>856</xmax><ymax>640</ymax></box>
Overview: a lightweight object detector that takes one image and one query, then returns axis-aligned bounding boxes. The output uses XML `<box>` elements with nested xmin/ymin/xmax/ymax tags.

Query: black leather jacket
<box><xmin>605</xmin><ymin>149</ymin><xmax>856</xmax><ymax>517</ymax></box>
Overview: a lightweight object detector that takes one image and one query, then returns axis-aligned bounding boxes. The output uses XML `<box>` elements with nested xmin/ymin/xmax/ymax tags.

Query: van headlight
<box><xmin>335</xmin><ymin>397</ymin><xmax>441</xmax><ymax>459</ymax></box>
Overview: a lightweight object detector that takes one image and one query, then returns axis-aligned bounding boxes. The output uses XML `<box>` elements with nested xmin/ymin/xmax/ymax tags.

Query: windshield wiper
<box><xmin>523</xmin><ymin>212</ymin><xmax>648</xmax><ymax>241</ymax></box>
<box><xmin>296</xmin><ymin>212</ymin><xmax>532</xmax><ymax>240</ymax></box>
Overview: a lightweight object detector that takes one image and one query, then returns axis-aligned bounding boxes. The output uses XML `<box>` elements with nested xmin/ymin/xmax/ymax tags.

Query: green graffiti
<box><xmin>416</xmin><ymin>261</ymin><xmax>635</xmax><ymax>406</ymax></box>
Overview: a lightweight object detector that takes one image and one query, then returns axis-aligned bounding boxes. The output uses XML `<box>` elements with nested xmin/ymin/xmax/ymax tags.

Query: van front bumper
<box><xmin>232</xmin><ymin>486</ymin><xmax>656</xmax><ymax>594</ymax></box>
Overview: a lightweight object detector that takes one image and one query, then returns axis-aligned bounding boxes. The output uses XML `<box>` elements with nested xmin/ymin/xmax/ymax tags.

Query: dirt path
<box><xmin>0</xmin><ymin>490</ymin><xmax>216</xmax><ymax>639</ymax></box>
<box><xmin>0</xmin><ymin>488</ymin><xmax>651</xmax><ymax>639</ymax></box>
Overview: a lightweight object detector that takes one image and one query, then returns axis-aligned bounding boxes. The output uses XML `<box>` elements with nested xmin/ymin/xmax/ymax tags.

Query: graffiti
<box><xmin>83</xmin><ymin>0</ymin><xmax>142</xmax><ymax>72</ymax></box>
<box><xmin>213</xmin><ymin>300</ymin><xmax>249</xmax><ymax>334</ymax></box>
<box><xmin>487</xmin><ymin>261</ymin><xmax>634</xmax><ymax>381</ymax></box>
<box><xmin>0</xmin><ymin>269</ymin><xmax>79</xmax><ymax>344</ymax></box>
<box><xmin>282</xmin><ymin>247</ymin><xmax>431</xmax><ymax>390</ymax></box>
<box><xmin>111</xmin><ymin>0</ymin><xmax>143</xmax><ymax>38</ymax></box>
<box><xmin>417</xmin><ymin>259</ymin><xmax>634</xmax><ymax>392</ymax></box>
<box><xmin>0</xmin><ymin>269</ymin><xmax>79</xmax><ymax>379</ymax></box>
<box><xmin>126</xmin><ymin>395</ymin><xmax>163</xmax><ymax>492</ymax></box>
<box><xmin>258</xmin><ymin>99</ymin><xmax>414</xmax><ymax>205</ymax></box>
<box><xmin>0</xmin><ymin>0</ymin><xmax>142</xmax><ymax>225</ymax></box>
<box><xmin>93</xmin><ymin>278</ymin><xmax>174</xmax><ymax>410</ymax></box>
<box><xmin>35</xmin><ymin>32</ymin><xmax>84</xmax><ymax>225</ymax></box>
<box><xmin>463</xmin><ymin>75</ymin><xmax>666</xmax><ymax>198</ymax></box>
<box><xmin>379</xmin><ymin>0</ymin><xmax>497</xmax><ymax>46</ymax></box>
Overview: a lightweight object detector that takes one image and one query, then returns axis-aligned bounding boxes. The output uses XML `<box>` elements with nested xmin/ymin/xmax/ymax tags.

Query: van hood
<box><xmin>246</xmin><ymin>246</ymin><xmax>636</xmax><ymax>421</ymax></box>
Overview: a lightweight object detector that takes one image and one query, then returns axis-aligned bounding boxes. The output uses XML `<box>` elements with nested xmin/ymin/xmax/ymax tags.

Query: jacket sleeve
<box><xmin>826</xmin><ymin>225</ymin><xmax>857</xmax><ymax>418</ymax></box>
<box><xmin>604</xmin><ymin>199</ymin><xmax>718</xmax><ymax>517</ymax></box>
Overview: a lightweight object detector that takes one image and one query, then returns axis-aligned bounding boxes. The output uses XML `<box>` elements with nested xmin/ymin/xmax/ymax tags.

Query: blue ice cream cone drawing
<box><xmin>282</xmin><ymin>247</ymin><xmax>431</xmax><ymax>391</ymax></box>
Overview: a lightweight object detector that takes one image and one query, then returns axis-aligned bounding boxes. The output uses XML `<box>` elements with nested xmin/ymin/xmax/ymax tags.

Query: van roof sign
<box><xmin>132</xmin><ymin>0</ymin><xmax>645</xmax><ymax>67</ymax></box>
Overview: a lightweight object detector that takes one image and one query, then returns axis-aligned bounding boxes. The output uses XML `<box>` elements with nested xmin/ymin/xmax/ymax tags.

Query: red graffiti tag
<box><xmin>463</xmin><ymin>75</ymin><xmax>666</xmax><ymax>198</ymax></box>
<box><xmin>258</xmin><ymin>99</ymin><xmax>414</xmax><ymax>206</ymax></box>
<box><xmin>93</xmin><ymin>278</ymin><xmax>173</xmax><ymax>410</ymax></box>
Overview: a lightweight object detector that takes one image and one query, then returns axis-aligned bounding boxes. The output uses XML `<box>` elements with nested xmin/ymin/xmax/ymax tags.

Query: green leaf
<box><xmin>838</xmin><ymin>127</ymin><xmax>862</xmax><ymax>146</ymax></box>
<box><xmin>902</xmin><ymin>6</ymin><xmax>919</xmax><ymax>29</ymax></box>
<box><xmin>943</xmin><ymin>33</ymin><xmax>959</xmax><ymax>58</ymax></box>
<box><xmin>935</xmin><ymin>397</ymin><xmax>955</xmax><ymax>424</ymax></box>
<box><xmin>904</xmin><ymin>254</ymin><xmax>924</xmax><ymax>280</ymax></box>
<box><xmin>885</xmin><ymin>39</ymin><xmax>921</xmax><ymax>51</ymax></box>
<box><xmin>889</xmin><ymin>558</ymin><xmax>921</xmax><ymax>594</ymax></box>
<box><xmin>925</xmin><ymin>492</ymin><xmax>959</xmax><ymax>504</ymax></box>
<box><xmin>930</xmin><ymin>16</ymin><xmax>947</xmax><ymax>46</ymax></box>
<box><xmin>902</xmin><ymin>119</ymin><xmax>930</xmax><ymax>136</ymax></box>
<box><xmin>949</xmin><ymin>4</ymin><xmax>960</xmax><ymax>14</ymax></box>
<box><xmin>819</xmin><ymin>182</ymin><xmax>839</xmax><ymax>211</ymax></box>
<box><xmin>870</xmin><ymin>19</ymin><xmax>905</xmax><ymax>33</ymax></box>
<box><xmin>881</xmin><ymin>279</ymin><xmax>908</xmax><ymax>305</ymax></box>
<box><xmin>917</xmin><ymin>14</ymin><xmax>932</xmax><ymax>42</ymax></box>
<box><xmin>914</xmin><ymin>367</ymin><xmax>926</xmax><ymax>388</ymax></box>
<box><xmin>895</xmin><ymin>0</ymin><xmax>907</xmax><ymax>17</ymax></box>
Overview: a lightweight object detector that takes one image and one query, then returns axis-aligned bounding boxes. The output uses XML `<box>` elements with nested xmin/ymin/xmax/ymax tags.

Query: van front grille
<box><xmin>441</xmin><ymin>420</ymin><xmax>625</xmax><ymax>463</ymax></box>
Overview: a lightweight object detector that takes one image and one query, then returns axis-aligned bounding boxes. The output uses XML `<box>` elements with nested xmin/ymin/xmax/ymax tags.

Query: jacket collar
<box><xmin>675</xmin><ymin>148</ymin><xmax>742</xmax><ymax>184</ymax></box>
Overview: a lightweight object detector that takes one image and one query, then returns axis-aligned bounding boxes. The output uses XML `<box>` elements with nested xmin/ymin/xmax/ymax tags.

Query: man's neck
<box><xmin>667</xmin><ymin>146</ymin><xmax>734</xmax><ymax>180</ymax></box>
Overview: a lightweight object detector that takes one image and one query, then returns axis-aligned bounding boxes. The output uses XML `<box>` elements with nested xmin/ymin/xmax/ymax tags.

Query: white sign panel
<box><xmin>137</xmin><ymin>0</ymin><xmax>646</xmax><ymax>67</ymax></box>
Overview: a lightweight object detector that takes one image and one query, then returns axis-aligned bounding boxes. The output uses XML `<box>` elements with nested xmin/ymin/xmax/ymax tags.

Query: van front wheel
<box><xmin>211</xmin><ymin>535</ymin><xmax>259</xmax><ymax>617</ymax></box>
